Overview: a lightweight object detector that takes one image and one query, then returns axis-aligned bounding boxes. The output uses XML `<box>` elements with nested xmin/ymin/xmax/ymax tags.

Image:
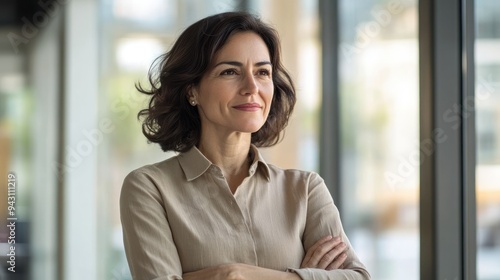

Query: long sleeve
<box><xmin>120</xmin><ymin>147</ymin><xmax>370</xmax><ymax>279</ymax></box>
<box><xmin>120</xmin><ymin>169</ymin><xmax>183</xmax><ymax>280</ymax></box>
<box><xmin>287</xmin><ymin>173</ymin><xmax>371</xmax><ymax>280</ymax></box>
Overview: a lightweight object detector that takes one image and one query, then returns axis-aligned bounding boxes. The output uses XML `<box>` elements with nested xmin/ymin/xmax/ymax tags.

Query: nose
<box><xmin>240</xmin><ymin>72</ymin><xmax>259</xmax><ymax>95</ymax></box>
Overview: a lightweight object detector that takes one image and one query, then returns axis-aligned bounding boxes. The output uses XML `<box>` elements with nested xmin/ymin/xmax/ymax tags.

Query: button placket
<box><xmin>236</xmin><ymin>192</ymin><xmax>259</xmax><ymax>264</ymax></box>
<box><xmin>211</xmin><ymin>165</ymin><xmax>258</xmax><ymax>265</ymax></box>
<box><xmin>208</xmin><ymin>165</ymin><xmax>253</xmax><ymax>237</ymax></box>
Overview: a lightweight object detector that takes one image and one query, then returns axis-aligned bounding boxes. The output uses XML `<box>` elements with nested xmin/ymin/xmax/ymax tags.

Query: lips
<box><xmin>232</xmin><ymin>103</ymin><xmax>262</xmax><ymax>111</ymax></box>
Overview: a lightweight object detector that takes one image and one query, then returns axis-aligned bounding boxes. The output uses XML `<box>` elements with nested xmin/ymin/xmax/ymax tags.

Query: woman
<box><xmin>120</xmin><ymin>12</ymin><xmax>370</xmax><ymax>280</ymax></box>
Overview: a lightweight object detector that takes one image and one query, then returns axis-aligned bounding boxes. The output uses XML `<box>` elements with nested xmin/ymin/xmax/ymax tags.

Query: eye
<box><xmin>220</xmin><ymin>69</ymin><xmax>238</xmax><ymax>76</ymax></box>
<box><xmin>257</xmin><ymin>69</ymin><xmax>271</xmax><ymax>76</ymax></box>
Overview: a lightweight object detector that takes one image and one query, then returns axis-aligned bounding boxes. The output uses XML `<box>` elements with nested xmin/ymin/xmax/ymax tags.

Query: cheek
<box><xmin>198</xmin><ymin>84</ymin><xmax>225</xmax><ymax>106</ymax></box>
<box><xmin>264</xmin><ymin>86</ymin><xmax>274</xmax><ymax>108</ymax></box>
<box><xmin>263</xmin><ymin>97</ymin><xmax>274</xmax><ymax>119</ymax></box>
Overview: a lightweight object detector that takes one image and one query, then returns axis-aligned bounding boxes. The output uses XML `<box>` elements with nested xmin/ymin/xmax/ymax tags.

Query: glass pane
<box><xmin>0</xmin><ymin>20</ymin><xmax>61</xmax><ymax>279</ymax></box>
<box><xmin>476</xmin><ymin>1</ymin><xmax>500</xmax><ymax>279</ymax></box>
<box><xmin>338</xmin><ymin>1</ymin><xmax>419</xmax><ymax>279</ymax></box>
<box><xmin>250</xmin><ymin>0</ymin><xmax>321</xmax><ymax>171</ymax></box>
<box><xmin>98</xmin><ymin>0</ymin><xmax>320</xmax><ymax>278</ymax></box>
<box><xmin>0</xmin><ymin>54</ymin><xmax>33</xmax><ymax>280</ymax></box>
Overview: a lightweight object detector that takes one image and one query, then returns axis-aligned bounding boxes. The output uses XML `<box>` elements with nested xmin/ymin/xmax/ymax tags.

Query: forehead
<box><xmin>212</xmin><ymin>31</ymin><xmax>271</xmax><ymax>62</ymax></box>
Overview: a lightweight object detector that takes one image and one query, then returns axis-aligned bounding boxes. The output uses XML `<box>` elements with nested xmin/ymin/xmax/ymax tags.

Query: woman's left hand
<box><xmin>300</xmin><ymin>235</ymin><xmax>348</xmax><ymax>270</ymax></box>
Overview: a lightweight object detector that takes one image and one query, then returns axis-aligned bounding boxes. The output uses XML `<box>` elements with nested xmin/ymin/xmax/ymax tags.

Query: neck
<box><xmin>198</xmin><ymin>130</ymin><xmax>252</xmax><ymax>192</ymax></box>
<box><xmin>198</xmin><ymin>134</ymin><xmax>251</xmax><ymax>173</ymax></box>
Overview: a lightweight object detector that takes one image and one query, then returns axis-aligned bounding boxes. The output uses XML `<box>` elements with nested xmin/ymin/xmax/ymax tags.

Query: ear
<box><xmin>186</xmin><ymin>84</ymin><xmax>198</xmax><ymax>105</ymax></box>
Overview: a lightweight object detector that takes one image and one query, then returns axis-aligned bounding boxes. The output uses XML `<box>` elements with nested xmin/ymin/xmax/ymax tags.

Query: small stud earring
<box><xmin>190</xmin><ymin>100</ymin><xmax>196</xmax><ymax>106</ymax></box>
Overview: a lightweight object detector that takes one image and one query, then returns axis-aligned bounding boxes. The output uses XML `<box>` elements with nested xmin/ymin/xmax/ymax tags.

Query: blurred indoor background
<box><xmin>0</xmin><ymin>0</ymin><xmax>498</xmax><ymax>279</ymax></box>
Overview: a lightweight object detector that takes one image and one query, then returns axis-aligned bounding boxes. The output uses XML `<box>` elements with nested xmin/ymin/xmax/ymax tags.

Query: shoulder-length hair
<box><xmin>137</xmin><ymin>12</ymin><xmax>296</xmax><ymax>152</ymax></box>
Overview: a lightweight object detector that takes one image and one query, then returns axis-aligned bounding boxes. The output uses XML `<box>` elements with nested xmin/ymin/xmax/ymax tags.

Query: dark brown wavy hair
<box><xmin>137</xmin><ymin>12</ymin><xmax>296</xmax><ymax>152</ymax></box>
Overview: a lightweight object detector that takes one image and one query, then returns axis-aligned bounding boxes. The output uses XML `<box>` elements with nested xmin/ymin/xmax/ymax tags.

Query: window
<box><xmin>338</xmin><ymin>1</ymin><xmax>419</xmax><ymax>279</ymax></box>
<box><xmin>476</xmin><ymin>1</ymin><xmax>500</xmax><ymax>279</ymax></box>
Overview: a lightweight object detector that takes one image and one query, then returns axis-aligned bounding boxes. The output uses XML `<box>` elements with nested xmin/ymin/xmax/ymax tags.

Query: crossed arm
<box><xmin>120</xmin><ymin>170</ymin><xmax>370</xmax><ymax>280</ymax></box>
<box><xmin>183</xmin><ymin>235</ymin><xmax>348</xmax><ymax>280</ymax></box>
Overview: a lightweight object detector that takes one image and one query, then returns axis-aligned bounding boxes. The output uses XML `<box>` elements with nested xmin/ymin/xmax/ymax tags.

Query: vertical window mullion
<box><xmin>319</xmin><ymin>0</ymin><xmax>341</xmax><ymax>212</ymax></box>
<box><xmin>420</xmin><ymin>0</ymin><xmax>473</xmax><ymax>278</ymax></box>
<box><xmin>462</xmin><ymin>0</ymin><xmax>476</xmax><ymax>278</ymax></box>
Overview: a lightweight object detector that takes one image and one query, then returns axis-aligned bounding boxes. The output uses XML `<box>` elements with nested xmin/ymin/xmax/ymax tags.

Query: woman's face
<box><xmin>191</xmin><ymin>31</ymin><xmax>274</xmax><ymax>138</ymax></box>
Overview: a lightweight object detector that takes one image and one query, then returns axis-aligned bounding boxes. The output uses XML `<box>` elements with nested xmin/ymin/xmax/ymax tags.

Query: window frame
<box><xmin>319</xmin><ymin>0</ymin><xmax>478</xmax><ymax>279</ymax></box>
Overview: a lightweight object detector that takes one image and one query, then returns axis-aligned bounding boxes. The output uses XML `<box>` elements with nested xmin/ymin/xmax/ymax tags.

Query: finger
<box><xmin>318</xmin><ymin>241</ymin><xmax>349</xmax><ymax>269</ymax></box>
<box><xmin>308</xmin><ymin>235</ymin><xmax>334</xmax><ymax>253</ymax></box>
<box><xmin>304</xmin><ymin>237</ymin><xmax>342</xmax><ymax>268</ymax></box>
<box><xmin>315</xmin><ymin>242</ymin><xmax>347</xmax><ymax>269</ymax></box>
<box><xmin>326</xmin><ymin>252</ymin><xmax>348</xmax><ymax>270</ymax></box>
<box><xmin>301</xmin><ymin>235</ymin><xmax>333</xmax><ymax>267</ymax></box>
<box><xmin>303</xmin><ymin>236</ymin><xmax>339</xmax><ymax>267</ymax></box>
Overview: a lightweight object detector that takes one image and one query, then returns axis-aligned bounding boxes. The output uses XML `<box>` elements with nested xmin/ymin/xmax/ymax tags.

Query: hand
<box><xmin>301</xmin><ymin>235</ymin><xmax>348</xmax><ymax>270</ymax></box>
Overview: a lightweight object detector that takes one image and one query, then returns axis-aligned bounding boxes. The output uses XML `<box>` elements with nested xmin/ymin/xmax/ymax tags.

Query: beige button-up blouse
<box><xmin>120</xmin><ymin>145</ymin><xmax>370</xmax><ymax>280</ymax></box>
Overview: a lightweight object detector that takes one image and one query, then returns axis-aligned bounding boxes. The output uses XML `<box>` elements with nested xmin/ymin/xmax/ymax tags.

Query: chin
<box><xmin>226</xmin><ymin>116</ymin><xmax>266</xmax><ymax>133</ymax></box>
<box><xmin>236</xmin><ymin>124</ymin><xmax>265</xmax><ymax>134</ymax></box>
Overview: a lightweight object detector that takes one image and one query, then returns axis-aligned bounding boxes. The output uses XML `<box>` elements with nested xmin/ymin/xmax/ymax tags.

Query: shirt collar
<box><xmin>177</xmin><ymin>144</ymin><xmax>271</xmax><ymax>182</ymax></box>
<box><xmin>249</xmin><ymin>144</ymin><xmax>271</xmax><ymax>181</ymax></box>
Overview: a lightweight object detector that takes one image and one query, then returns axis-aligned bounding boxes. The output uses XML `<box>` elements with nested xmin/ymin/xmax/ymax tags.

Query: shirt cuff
<box><xmin>286</xmin><ymin>267</ymin><xmax>311</xmax><ymax>280</ymax></box>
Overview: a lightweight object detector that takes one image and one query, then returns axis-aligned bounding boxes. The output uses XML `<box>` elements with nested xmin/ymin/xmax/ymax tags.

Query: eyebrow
<box><xmin>213</xmin><ymin>61</ymin><xmax>272</xmax><ymax>68</ymax></box>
